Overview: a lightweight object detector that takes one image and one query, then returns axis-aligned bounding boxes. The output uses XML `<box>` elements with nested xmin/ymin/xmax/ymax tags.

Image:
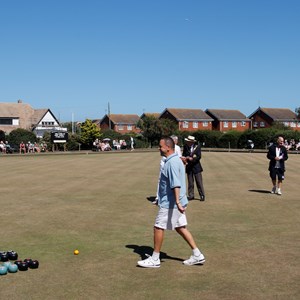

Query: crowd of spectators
<box><xmin>19</xmin><ymin>141</ymin><xmax>48</xmax><ymax>154</ymax></box>
<box><xmin>284</xmin><ymin>139</ymin><xmax>300</xmax><ymax>151</ymax></box>
<box><xmin>93</xmin><ymin>138</ymin><xmax>131</xmax><ymax>151</ymax></box>
<box><xmin>0</xmin><ymin>140</ymin><xmax>48</xmax><ymax>154</ymax></box>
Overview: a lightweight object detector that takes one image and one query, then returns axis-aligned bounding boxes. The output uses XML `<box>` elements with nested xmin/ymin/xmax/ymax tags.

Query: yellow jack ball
<box><xmin>74</xmin><ymin>249</ymin><xmax>79</xmax><ymax>255</ymax></box>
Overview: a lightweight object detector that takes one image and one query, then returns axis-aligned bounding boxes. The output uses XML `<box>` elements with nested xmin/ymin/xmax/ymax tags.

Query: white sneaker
<box><xmin>137</xmin><ymin>254</ymin><xmax>160</xmax><ymax>268</ymax></box>
<box><xmin>183</xmin><ymin>253</ymin><xmax>205</xmax><ymax>266</ymax></box>
<box><xmin>277</xmin><ymin>188</ymin><xmax>282</xmax><ymax>195</ymax></box>
<box><xmin>271</xmin><ymin>186</ymin><xmax>277</xmax><ymax>194</ymax></box>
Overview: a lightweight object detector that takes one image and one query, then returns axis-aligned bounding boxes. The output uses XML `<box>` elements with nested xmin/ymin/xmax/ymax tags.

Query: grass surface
<box><xmin>1</xmin><ymin>151</ymin><xmax>299</xmax><ymax>300</ymax></box>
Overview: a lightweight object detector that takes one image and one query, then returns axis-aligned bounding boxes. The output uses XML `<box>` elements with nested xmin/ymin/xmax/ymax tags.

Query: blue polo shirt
<box><xmin>158</xmin><ymin>153</ymin><xmax>188</xmax><ymax>209</ymax></box>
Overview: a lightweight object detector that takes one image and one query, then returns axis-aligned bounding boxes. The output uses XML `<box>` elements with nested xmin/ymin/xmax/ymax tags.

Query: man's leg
<box><xmin>194</xmin><ymin>172</ymin><xmax>205</xmax><ymax>200</ymax></box>
<box><xmin>137</xmin><ymin>226</ymin><xmax>164</xmax><ymax>268</ymax></box>
<box><xmin>187</xmin><ymin>172</ymin><xmax>195</xmax><ymax>199</ymax></box>
<box><xmin>270</xmin><ymin>169</ymin><xmax>277</xmax><ymax>193</ymax></box>
<box><xmin>175</xmin><ymin>226</ymin><xmax>197</xmax><ymax>249</ymax></box>
<box><xmin>277</xmin><ymin>179</ymin><xmax>283</xmax><ymax>195</ymax></box>
<box><xmin>176</xmin><ymin>226</ymin><xmax>205</xmax><ymax>265</ymax></box>
<box><xmin>154</xmin><ymin>227</ymin><xmax>164</xmax><ymax>253</ymax></box>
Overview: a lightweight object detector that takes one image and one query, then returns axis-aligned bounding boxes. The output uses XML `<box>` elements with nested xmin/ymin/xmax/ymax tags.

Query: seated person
<box><xmin>0</xmin><ymin>140</ymin><xmax>6</xmax><ymax>153</ymax></box>
<box><xmin>20</xmin><ymin>141</ymin><xmax>26</xmax><ymax>153</ymax></box>
<box><xmin>103</xmin><ymin>141</ymin><xmax>112</xmax><ymax>151</ymax></box>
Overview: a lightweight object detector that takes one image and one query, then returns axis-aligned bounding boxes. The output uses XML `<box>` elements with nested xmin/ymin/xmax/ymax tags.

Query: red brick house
<box><xmin>205</xmin><ymin>109</ymin><xmax>251</xmax><ymax>132</ymax></box>
<box><xmin>248</xmin><ymin>107</ymin><xmax>300</xmax><ymax>131</ymax></box>
<box><xmin>100</xmin><ymin>114</ymin><xmax>141</xmax><ymax>133</ymax></box>
<box><xmin>140</xmin><ymin>112</ymin><xmax>160</xmax><ymax>120</ymax></box>
<box><xmin>159</xmin><ymin>108</ymin><xmax>213</xmax><ymax>131</ymax></box>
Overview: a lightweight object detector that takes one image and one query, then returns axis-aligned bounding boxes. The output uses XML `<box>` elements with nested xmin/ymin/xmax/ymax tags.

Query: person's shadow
<box><xmin>126</xmin><ymin>244</ymin><xmax>183</xmax><ymax>263</ymax></box>
<box><xmin>146</xmin><ymin>196</ymin><xmax>156</xmax><ymax>203</ymax></box>
<box><xmin>248</xmin><ymin>189</ymin><xmax>272</xmax><ymax>194</ymax></box>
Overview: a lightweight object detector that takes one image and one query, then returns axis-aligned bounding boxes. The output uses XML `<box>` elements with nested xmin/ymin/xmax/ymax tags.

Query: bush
<box><xmin>66</xmin><ymin>134</ymin><xmax>81</xmax><ymax>151</ymax></box>
<box><xmin>217</xmin><ymin>131</ymin><xmax>242</xmax><ymax>149</ymax></box>
<box><xmin>8</xmin><ymin>128</ymin><xmax>37</xmax><ymax>146</ymax></box>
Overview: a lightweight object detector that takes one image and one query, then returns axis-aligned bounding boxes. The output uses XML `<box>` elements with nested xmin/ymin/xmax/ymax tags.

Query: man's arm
<box><xmin>173</xmin><ymin>187</ymin><xmax>185</xmax><ymax>213</ymax></box>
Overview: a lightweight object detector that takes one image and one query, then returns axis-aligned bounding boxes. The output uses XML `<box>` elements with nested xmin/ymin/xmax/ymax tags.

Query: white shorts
<box><xmin>154</xmin><ymin>207</ymin><xmax>187</xmax><ymax>230</ymax></box>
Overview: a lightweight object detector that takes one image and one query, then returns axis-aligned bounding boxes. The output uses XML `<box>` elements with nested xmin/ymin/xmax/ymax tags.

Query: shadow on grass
<box><xmin>146</xmin><ymin>196</ymin><xmax>156</xmax><ymax>203</ymax></box>
<box><xmin>126</xmin><ymin>244</ymin><xmax>183</xmax><ymax>262</ymax></box>
<box><xmin>248</xmin><ymin>189</ymin><xmax>271</xmax><ymax>194</ymax></box>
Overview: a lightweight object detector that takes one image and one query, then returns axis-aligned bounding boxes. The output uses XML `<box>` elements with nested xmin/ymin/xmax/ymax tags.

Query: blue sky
<box><xmin>1</xmin><ymin>0</ymin><xmax>299</xmax><ymax>121</ymax></box>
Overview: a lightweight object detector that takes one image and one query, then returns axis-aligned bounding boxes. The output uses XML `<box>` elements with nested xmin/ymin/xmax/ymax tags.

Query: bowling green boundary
<box><xmin>1</xmin><ymin>152</ymin><xmax>299</xmax><ymax>300</ymax></box>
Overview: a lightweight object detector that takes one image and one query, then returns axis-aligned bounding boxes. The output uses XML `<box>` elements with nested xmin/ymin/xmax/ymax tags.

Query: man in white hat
<box><xmin>182</xmin><ymin>135</ymin><xmax>205</xmax><ymax>201</ymax></box>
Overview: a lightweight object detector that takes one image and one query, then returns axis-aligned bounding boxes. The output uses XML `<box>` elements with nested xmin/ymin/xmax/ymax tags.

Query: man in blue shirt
<box><xmin>137</xmin><ymin>136</ymin><xmax>205</xmax><ymax>268</ymax></box>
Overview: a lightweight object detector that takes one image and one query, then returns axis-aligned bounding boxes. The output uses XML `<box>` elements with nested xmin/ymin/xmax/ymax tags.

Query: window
<box><xmin>297</xmin><ymin>122</ymin><xmax>300</xmax><ymax>128</ymax></box>
<box><xmin>183</xmin><ymin>121</ymin><xmax>189</xmax><ymax>128</ymax></box>
<box><xmin>0</xmin><ymin>118</ymin><xmax>13</xmax><ymax>125</ymax></box>
<box><xmin>241</xmin><ymin>121</ymin><xmax>246</xmax><ymax>127</ymax></box>
<box><xmin>260</xmin><ymin>122</ymin><xmax>265</xmax><ymax>127</ymax></box>
<box><xmin>223</xmin><ymin>121</ymin><xmax>228</xmax><ymax>128</ymax></box>
<box><xmin>232</xmin><ymin>122</ymin><xmax>237</xmax><ymax>128</ymax></box>
<box><xmin>192</xmin><ymin>122</ymin><xmax>198</xmax><ymax>129</ymax></box>
<box><xmin>118</xmin><ymin>125</ymin><xmax>124</xmax><ymax>130</ymax></box>
<box><xmin>290</xmin><ymin>122</ymin><xmax>296</xmax><ymax>128</ymax></box>
<box><xmin>202</xmin><ymin>121</ymin><xmax>208</xmax><ymax>127</ymax></box>
<box><xmin>283</xmin><ymin>122</ymin><xmax>289</xmax><ymax>127</ymax></box>
<box><xmin>127</xmin><ymin>125</ymin><xmax>132</xmax><ymax>130</ymax></box>
<box><xmin>253</xmin><ymin>122</ymin><xmax>258</xmax><ymax>127</ymax></box>
<box><xmin>42</xmin><ymin>121</ymin><xmax>55</xmax><ymax>126</ymax></box>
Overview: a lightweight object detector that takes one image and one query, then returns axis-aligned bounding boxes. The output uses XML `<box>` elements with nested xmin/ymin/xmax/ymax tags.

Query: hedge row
<box><xmin>175</xmin><ymin>128</ymin><xmax>300</xmax><ymax>150</ymax></box>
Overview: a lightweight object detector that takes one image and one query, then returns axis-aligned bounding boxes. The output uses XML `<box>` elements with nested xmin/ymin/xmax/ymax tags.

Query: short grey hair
<box><xmin>171</xmin><ymin>135</ymin><xmax>178</xmax><ymax>141</ymax></box>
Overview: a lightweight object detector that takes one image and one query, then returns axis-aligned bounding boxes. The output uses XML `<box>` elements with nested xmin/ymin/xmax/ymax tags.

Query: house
<box><xmin>248</xmin><ymin>107</ymin><xmax>300</xmax><ymax>131</ymax></box>
<box><xmin>0</xmin><ymin>100</ymin><xmax>66</xmax><ymax>138</ymax></box>
<box><xmin>140</xmin><ymin>112</ymin><xmax>160</xmax><ymax>120</ymax></box>
<box><xmin>205</xmin><ymin>109</ymin><xmax>251</xmax><ymax>132</ymax></box>
<box><xmin>100</xmin><ymin>114</ymin><xmax>141</xmax><ymax>133</ymax></box>
<box><xmin>159</xmin><ymin>108</ymin><xmax>213</xmax><ymax>131</ymax></box>
<box><xmin>92</xmin><ymin>119</ymin><xmax>102</xmax><ymax>128</ymax></box>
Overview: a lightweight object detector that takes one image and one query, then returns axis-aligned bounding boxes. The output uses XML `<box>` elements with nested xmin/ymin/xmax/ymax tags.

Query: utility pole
<box><xmin>108</xmin><ymin>102</ymin><xmax>111</xmax><ymax>129</ymax></box>
<box><xmin>72</xmin><ymin>112</ymin><xmax>74</xmax><ymax>134</ymax></box>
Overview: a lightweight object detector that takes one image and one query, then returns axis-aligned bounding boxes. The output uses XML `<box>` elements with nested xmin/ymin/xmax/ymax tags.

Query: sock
<box><xmin>193</xmin><ymin>248</ymin><xmax>201</xmax><ymax>257</ymax></box>
<box><xmin>152</xmin><ymin>251</ymin><xmax>160</xmax><ymax>261</ymax></box>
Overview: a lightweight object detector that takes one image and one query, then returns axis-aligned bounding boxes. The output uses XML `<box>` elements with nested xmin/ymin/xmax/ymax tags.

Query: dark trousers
<box><xmin>187</xmin><ymin>172</ymin><xmax>205</xmax><ymax>199</ymax></box>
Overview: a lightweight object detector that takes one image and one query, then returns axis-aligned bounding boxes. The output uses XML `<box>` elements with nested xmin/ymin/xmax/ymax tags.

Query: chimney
<box><xmin>17</xmin><ymin>99</ymin><xmax>23</xmax><ymax>103</ymax></box>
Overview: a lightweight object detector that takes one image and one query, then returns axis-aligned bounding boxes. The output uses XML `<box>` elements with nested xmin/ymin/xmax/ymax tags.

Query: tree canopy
<box><xmin>80</xmin><ymin>119</ymin><xmax>102</xmax><ymax>147</ymax></box>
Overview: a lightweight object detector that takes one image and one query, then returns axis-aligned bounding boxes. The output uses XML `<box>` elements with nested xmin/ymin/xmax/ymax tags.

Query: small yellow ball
<box><xmin>74</xmin><ymin>249</ymin><xmax>79</xmax><ymax>255</ymax></box>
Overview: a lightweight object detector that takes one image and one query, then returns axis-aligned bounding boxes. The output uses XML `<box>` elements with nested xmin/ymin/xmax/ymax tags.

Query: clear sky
<box><xmin>1</xmin><ymin>0</ymin><xmax>299</xmax><ymax>121</ymax></box>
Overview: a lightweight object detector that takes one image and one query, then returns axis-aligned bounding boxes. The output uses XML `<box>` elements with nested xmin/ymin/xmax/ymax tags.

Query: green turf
<box><xmin>1</xmin><ymin>151</ymin><xmax>299</xmax><ymax>299</ymax></box>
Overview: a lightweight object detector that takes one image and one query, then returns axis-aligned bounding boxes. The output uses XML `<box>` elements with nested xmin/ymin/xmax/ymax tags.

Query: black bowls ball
<box><xmin>24</xmin><ymin>258</ymin><xmax>33</xmax><ymax>265</ymax></box>
<box><xmin>7</xmin><ymin>250</ymin><xmax>18</xmax><ymax>260</ymax></box>
<box><xmin>0</xmin><ymin>253</ymin><xmax>9</xmax><ymax>262</ymax></box>
<box><xmin>14</xmin><ymin>260</ymin><xmax>23</xmax><ymax>268</ymax></box>
<box><xmin>29</xmin><ymin>260</ymin><xmax>39</xmax><ymax>269</ymax></box>
<box><xmin>18</xmin><ymin>261</ymin><xmax>29</xmax><ymax>271</ymax></box>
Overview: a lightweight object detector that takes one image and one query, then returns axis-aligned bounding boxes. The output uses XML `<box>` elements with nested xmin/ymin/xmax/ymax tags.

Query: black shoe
<box><xmin>187</xmin><ymin>196</ymin><xmax>194</xmax><ymax>200</ymax></box>
<box><xmin>200</xmin><ymin>195</ymin><xmax>205</xmax><ymax>201</ymax></box>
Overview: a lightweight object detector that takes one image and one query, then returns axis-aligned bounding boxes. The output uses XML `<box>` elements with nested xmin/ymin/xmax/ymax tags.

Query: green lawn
<box><xmin>1</xmin><ymin>151</ymin><xmax>299</xmax><ymax>300</ymax></box>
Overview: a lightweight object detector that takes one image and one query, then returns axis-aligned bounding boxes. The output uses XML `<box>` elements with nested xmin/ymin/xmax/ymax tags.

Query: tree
<box><xmin>157</xmin><ymin>118</ymin><xmax>178</xmax><ymax>137</ymax></box>
<box><xmin>80</xmin><ymin>119</ymin><xmax>102</xmax><ymax>148</ymax></box>
<box><xmin>295</xmin><ymin>107</ymin><xmax>300</xmax><ymax>118</ymax></box>
<box><xmin>0</xmin><ymin>130</ymin><xmax>5</xmax><ymax>142</ymax></box>
<box><xmin>137</xmin><ymin>115</ymin><xmax>161</xmax><ymax>147</ymax></box>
